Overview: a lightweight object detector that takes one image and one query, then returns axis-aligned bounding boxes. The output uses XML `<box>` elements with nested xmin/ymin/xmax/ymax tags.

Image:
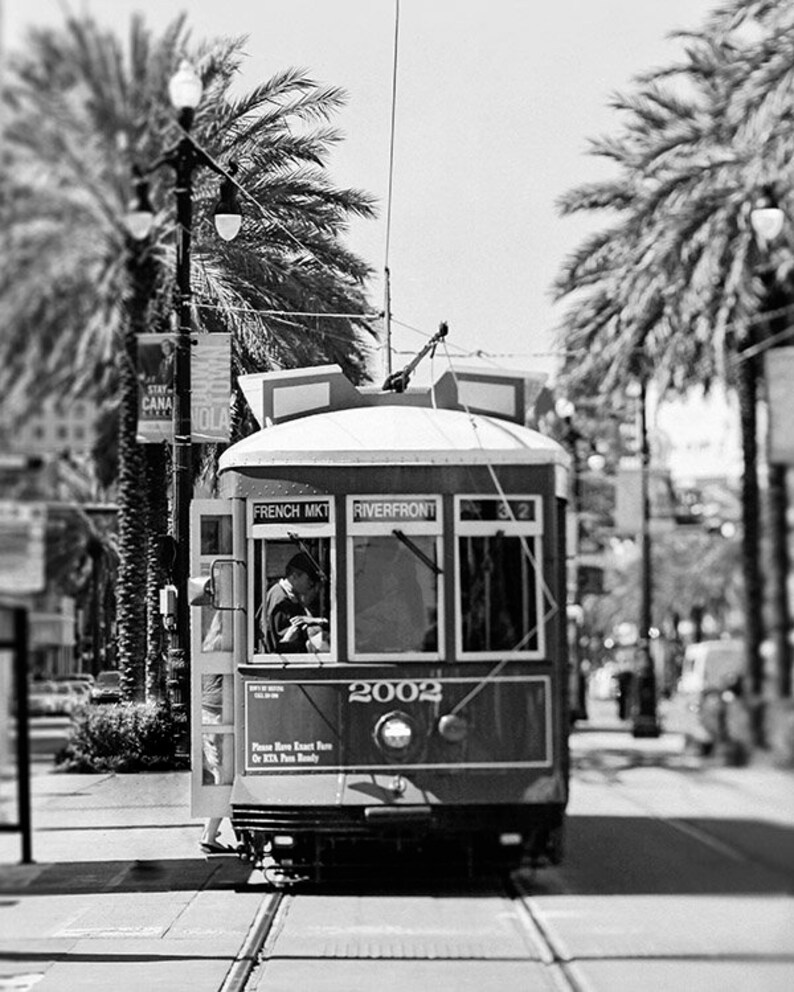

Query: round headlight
<box><xmin>374</xmin><ymin>712</ymin><xmax>414</xmax><ymax>753</ymax></box>
<box><xmin>379</xmin><ymin>716</ymin><xmax>412</xmax><ymax>750</ymax></box>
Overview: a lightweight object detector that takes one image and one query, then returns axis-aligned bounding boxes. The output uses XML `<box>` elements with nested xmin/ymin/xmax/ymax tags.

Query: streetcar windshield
<box><xmin>351</xmin><ymin>534</ymin><xmax>439</xmax><ymax>655</ymax></box>
<box><xmin>455</xmin><ymin>495</ymin><xmax>544</xmax><ymax>658</ymax></box>
<box><xmin>459</xmin><ymin>534</ymin><xmax>539</xmax><ymax>653</ymax></box>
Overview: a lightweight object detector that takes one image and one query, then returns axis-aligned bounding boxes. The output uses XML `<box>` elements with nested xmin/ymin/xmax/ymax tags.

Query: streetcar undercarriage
<box><xmin>231</xmin><ymin>803</ymin><xmax>565</xmax><ymax>886</ymax></box>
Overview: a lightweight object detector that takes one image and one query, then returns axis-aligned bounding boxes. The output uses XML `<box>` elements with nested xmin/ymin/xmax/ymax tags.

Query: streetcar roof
<box><xmin>219</xmin><ymin>404</ymin><xmax>568</xmax><ymax>470</ymax></box>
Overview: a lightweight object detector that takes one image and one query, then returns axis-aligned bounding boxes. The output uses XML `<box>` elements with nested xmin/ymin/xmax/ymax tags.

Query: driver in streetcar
<box><xmin>261</xmin><ymin>552</ymin><xmax>329</xmax><ymax>652</ymax></box>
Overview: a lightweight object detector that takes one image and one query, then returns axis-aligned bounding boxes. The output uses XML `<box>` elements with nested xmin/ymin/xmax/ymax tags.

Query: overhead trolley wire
<box><xmin>383</xmin><ymin>0</ymin><xmax>401</xmax><ymax>379</ymax></box>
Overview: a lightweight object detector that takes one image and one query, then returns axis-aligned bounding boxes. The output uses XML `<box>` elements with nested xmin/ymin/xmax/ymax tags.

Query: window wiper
<box><xmin>392</xmin><ymin>529</ymin><xmax>443</xmax><ymax>575</ymax></box>
<box><xmin>286</xmin><ymin>532</ymin><xmax>328</xmax><ymax>582</ymax></box>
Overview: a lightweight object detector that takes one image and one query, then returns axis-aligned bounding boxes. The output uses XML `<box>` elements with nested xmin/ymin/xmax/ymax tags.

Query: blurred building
<box><xmin>0</xmin><ymin>395</ymin><xmax>113</xmax><ymax>678</ymax></box>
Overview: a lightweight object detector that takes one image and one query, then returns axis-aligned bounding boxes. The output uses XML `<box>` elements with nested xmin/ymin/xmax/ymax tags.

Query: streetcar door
<box><xmin>190</xmin><ymin>498</ymin><xmax>245</xmax><ymax>818</ymax></box>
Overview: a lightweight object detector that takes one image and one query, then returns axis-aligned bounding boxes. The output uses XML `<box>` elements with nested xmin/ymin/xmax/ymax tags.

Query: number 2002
<box><xmin>348</xmin><ymin>680</ymin><xmax>442</xmax><ymax>704</ymax></box>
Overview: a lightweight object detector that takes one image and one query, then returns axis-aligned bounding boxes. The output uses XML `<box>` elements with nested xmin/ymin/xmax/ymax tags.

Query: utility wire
<box><xmin>384</xmin><ymin>0</ymin><xmax>400</xmax><ymax>275</ymax></box>
<box><xmin>382</xmin><ymin>0</ymin><xmax>401</xmax><ymax>379</ymax></box>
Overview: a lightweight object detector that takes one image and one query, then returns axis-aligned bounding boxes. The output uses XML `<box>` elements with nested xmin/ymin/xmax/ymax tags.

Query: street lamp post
<box><xmin>750</xmin><ymin>189</ymin><xmax>792</xmax><ymax>701</ymax></box>
<box><xmin>632</xmin><ymin>376</ymin><xmax>661</xmax><ymax>738</ymax></box>
<box><xmin>556</xmin><ymin>398</ymin><xmax>589</xmax><ymax>723</ymax></box>
<box><xmin>126</xmin><ymin>60</ymin><xmax>242</xmax><ymax>735</ymax></box>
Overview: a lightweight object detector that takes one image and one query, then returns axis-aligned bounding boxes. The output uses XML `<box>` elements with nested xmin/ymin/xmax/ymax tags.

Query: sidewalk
<box><xmin>0</xmin><ymin>769</ymin><xmax>261</xmax><ymax>992</ymax></box>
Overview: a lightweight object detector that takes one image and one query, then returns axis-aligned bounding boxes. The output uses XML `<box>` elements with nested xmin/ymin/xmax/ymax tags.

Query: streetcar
<box><xmin>189</xmin><ymin>342</ymin><xmax>571</xmax><ymax>883</ymax></box>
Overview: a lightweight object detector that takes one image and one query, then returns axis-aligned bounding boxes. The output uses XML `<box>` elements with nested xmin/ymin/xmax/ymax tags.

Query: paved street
<box><xmin>1</xmin><ymin>699</ymin><xmax>793</xmax><ymax>991</ymax></box>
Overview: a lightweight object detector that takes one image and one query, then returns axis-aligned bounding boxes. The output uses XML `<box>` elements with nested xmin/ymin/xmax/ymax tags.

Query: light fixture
<box><xmin>125</xmin><ymin>167</ymin><xmax>154</xmax><ymax>240</ymax></box>
<box><xmin>374</xmin><ymin>712</ymin><xmax>414</xmax><ymax>753</ymax></box>
<box><xmin>214</xmin><ymin>165</ymin><xmax>243</xmax><ymax>241</ymax></box>
<box><xmin>437</xmin><ymin>713</ymin><xmax>468</xmax><ymax>743</ymax></box>
<box><xmin>750</xmin><ymin>185</ymin><xmax>785</xmax><ymax>243</ymax></box>
<box><xmin>555</xmin><ymin>397</ymin><xmax>575</xmax><ymax>419</ymax></box>
<box><xmin>168</xmin><ymin>59</ymin><xmax>203</xmax><ymax>112</ymax></box>
<box><xmin>625</xmin><ymin>380</ymin><xmax>642</xmax><ymax>399</ymax></box>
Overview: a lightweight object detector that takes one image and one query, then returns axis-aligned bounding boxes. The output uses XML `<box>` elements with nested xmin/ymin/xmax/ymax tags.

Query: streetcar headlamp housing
<box><xmin>374</xmin><ymin>712</ymin><xmax>414</xmax><ymax>754</ymax></box>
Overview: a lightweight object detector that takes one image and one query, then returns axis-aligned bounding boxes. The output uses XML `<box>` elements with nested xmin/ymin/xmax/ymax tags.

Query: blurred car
<box><xmin>669</xmin><ymin>639</ymin><xmax>744</xmax><ymax>746</ymax></box>
<box><xmin>28</xmin><ymin>680</ymin><xmax>79</xmax><ymax>716</ymax></box>
<box><xmin>677</xmin><ymin>639</ymin><xmax>744</xmax><ymax>697</ymax></box>
<box><xmin>62</xmin><ymin>680</ymin><xmax>92</xmax><ymax>708</ymax></box>
<box><xmin>28</xmin><ymin>681</ymin><xmax>60</xmax><ymax>717</ymax></box>
<box><xmin>90</xmin><ymin>670</ymin><xmax>121</xmax><ymax>704</ymax></box>
<box><xmin>55</xmin><ymin>672</ymin><xmax>96</xmax><ymax>688</ymax></box>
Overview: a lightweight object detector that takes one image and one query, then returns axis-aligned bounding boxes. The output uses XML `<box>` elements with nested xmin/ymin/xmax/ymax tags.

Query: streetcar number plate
<box><xmin>348</xmin><ymin>680</ymin><xmax>442</xmax><ymax>704</ymax></box>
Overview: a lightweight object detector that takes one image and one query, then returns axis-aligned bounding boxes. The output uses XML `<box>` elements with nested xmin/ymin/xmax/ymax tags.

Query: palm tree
<box><xmin>1</xmin><ymin>13</ymin><xmax>378</xmax><ymax>698</ymax></box>
<box><xmin>552</xmin><ymin>15</ymin><xmax>792</xmax><ymax>724</ymax></box>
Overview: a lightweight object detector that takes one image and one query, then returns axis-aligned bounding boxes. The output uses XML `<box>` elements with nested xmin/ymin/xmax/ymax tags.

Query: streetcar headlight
<box><xmin>375</xmin><ymin>713</ymin><xmax>414</xmax><ymax>752</ymax></box>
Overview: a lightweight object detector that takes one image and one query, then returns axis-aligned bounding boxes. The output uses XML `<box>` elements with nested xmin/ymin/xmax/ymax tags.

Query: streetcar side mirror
<box><xmin>188</xmin><ymin>575</ymin><xmax>214</xmax><ymax>607</ymax></box>
<box><xmin>188</xmin><ymin>559</ymin><xmax>237</xmax><ymax>610</ymax></box>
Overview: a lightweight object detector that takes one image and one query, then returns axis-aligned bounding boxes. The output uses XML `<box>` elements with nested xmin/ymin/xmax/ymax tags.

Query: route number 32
<box><xmin>348</xmin><ymin>680</ymin><xmax>442</xmax><ymax>704</ymax></box>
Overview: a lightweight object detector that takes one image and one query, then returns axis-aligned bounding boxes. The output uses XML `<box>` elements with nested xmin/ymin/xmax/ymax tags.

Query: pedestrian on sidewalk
<box><xmin>199</xmin><ymin>615</ymin><xmax>235</xmax><ymax>855</ymax></box>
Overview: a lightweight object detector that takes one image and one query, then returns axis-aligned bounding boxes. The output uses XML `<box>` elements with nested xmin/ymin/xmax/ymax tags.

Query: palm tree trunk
<box><xmin>768</xmin><ymin>463</ymin><xmax>792</xmax><ymax>698</ymax></box>
<box><xmin>117</xmin><ymin>240</ymin><xmax>152</xmax><ymax>702</ymax></box>
<box><xmin>145</xmin><ymin>443</ymin><xmax>169</xmax><ymax>700</ymax></box>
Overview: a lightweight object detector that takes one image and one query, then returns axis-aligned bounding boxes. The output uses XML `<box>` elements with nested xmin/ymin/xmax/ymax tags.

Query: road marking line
<box><xmin>667</xmin><ymin>818</ymin><xmax>749</xmax><ymax>863</ymax></box>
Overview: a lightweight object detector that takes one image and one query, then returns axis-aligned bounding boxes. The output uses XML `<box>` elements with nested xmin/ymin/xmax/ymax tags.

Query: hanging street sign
<box><xmin>765</xmin><ymin>346</ymin><xmax>794</xmax><ymax>465</ymax></box>
<box><xmin>137</xmin><ymin>333</ymin><xmax>231</xmax><ymax>443</ymax></box>
<box><xmin>0</xmin><ymin>502</ymin><xmax>46</xmax><ymax>596</ymax></box>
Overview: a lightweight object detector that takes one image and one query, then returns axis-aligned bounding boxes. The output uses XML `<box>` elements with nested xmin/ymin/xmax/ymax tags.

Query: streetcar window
<box><xmin>455</xmin><ymin>495</ymin><xmax>544</xmax><ymax>659</ymax></box>
<box><xmin>200</xmin><ymin>606</ymin><xmax>233</xmax><ymax>653</ymax></box>
<box><xmin>347</xmin><ymin>495</ymin><xmax>443</xmax><ymax>660</ymax></box>
<box><xmin>352</xmin><ymin>535</ymin><xmax>439</xmax><ymax>654</ymax></box>
<box><xmin>200</xmin><ymin>673</ymin><xmax>233</xmax><ymax>788</ymax></box>
<box><xmin>200</xmin><ymin>515</ymin><xmax>233</xmax><ymax>556</ymax></box>
<box><xmin>252</xmin><ymin>537</ymin><xmax>332</xmax><ymax>655</ymax></box>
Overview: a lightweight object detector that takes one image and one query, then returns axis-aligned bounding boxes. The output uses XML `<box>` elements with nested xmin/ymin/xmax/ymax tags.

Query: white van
<box><xmin>677</xmin><ymin>639</ymin><xmax>744</xmax><ymax>696</ymax></box>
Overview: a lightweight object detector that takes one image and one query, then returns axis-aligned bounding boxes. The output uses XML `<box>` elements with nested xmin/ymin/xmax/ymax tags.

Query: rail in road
<box><xmin>214</xmin><ymin>731</ymin><xmax>794</xmax><ymax>992</ymax></box>
<box><xmin>220</xmin><ymin>872</ymin><xmax>580</xmax><ymax>992</ymax></box>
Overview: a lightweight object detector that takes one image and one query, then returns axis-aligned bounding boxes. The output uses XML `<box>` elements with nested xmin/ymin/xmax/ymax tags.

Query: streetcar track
<box><xmin>228</xmin><ymin>873</ymin><xmax>586</xmax><ymax>990</ymax></box>
<box><xmin>575</xmin><ymin>759</ymin><xmax>781</xmax><ymax>875</ymax></box>
<box><xmin>605</xmin><ymin>778</ymin><xmax>771</xmax><ymax>870</ymax></box>
<box><xmin>510</xmin><ymin>873</ymin><xmax>584</xmax><ymax>992</ymax></box>
<box><xmin>218</xmin><ymin>887</ymin><xmax>284</xmax><ymax>992</ymax></box>
<box><xmin>665</xmin><ymin>816</ymin><xmax>750</xmax><ymax>863</ymax></box>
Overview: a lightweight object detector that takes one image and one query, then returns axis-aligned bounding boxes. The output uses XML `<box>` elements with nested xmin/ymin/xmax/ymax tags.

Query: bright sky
<box><xmin>4</xmin><ymin>0</ymin><xmax>718</xmax><ymax>387</ymax></box>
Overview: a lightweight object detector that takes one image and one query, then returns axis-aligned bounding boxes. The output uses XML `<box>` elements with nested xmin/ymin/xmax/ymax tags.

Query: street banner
<box><xmin>137</xmin><ymin>333</ymin><xmax>231</xmax><ymax>443</ymax></box>
<box><xmin>0</xmin><ymin>501</ymin><xmax>46</xmax><ymax>596</ymax></box>
<box><xmin>137</xmin><ymin>334</ymin><xmax>175</xmax><ymax>443</ymax></box>
<box><xmin>765</xmin><ymin>346</ymin><xmax>794</xmax><ymax>465</ymax></box>
<box><xmin>614</xmin><ymin>462</ymin><xmax>675</xmax><ymax>535</ymax></box>
<box><xmin>192</xmin><ymin>334</ymin><xmax>232</xmax><ymax>442</ymax></box>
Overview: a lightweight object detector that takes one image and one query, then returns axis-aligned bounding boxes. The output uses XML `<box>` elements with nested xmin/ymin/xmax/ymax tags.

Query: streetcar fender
<box><xmin>520</xmin><ymin>772</ymin><xmax>567</xmax><ymax>804</ymax></box>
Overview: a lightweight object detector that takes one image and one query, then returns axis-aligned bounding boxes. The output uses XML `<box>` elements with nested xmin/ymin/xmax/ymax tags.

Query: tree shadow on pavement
<box><xmin>525</xmin><ymin>814</ymin><xmax>794</xmax><ymax>896</ymax></box>
<box><xmin>0</xmin><ymin>856</ymin><xmax>250</xmax><ymax>896</ymax></box>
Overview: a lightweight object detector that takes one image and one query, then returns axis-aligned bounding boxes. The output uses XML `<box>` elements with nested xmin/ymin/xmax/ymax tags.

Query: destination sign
<box><xmin>459</xmin><ymin>498</ymin><xmax>537</xmax><ymax>522</ymax></box>
<box><xmin>352</xmin><ymin>498</ymin><xmax>438</xmax><ymax>523</ymax></box>
<box><xmin>253</xmin><ymin>500</ymin><xmax>330</xmax><ymax>525</ymax></box>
